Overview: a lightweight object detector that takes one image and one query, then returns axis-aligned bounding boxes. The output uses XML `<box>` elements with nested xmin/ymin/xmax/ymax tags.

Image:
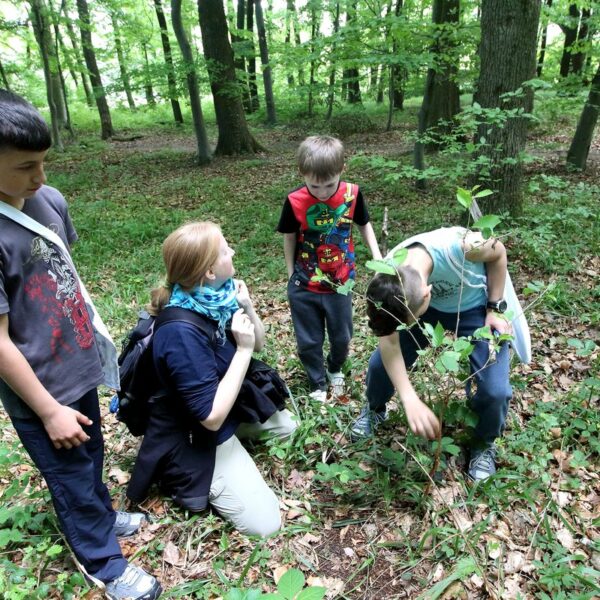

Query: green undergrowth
<box><xmin>0</xmin><ymin>97</ymin><xmax>598</xmax><ymax>598</ymax></box>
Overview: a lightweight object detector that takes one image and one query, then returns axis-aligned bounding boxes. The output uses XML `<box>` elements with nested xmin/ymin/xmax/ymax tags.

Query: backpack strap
<box><xmin>154</xmin><ymin>306</ymin><xmax>218</xmax><ymax>349</ymax></box>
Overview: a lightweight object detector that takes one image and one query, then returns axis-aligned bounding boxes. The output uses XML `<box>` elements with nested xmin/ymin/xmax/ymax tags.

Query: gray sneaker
<box><xmin>105</xmin><ymin>564</ymin><xmax>162</xmax><ymax>600</ymax></box>
<box><xmin>349</xmin><ymin>404</ymin><xmax>387</xmax><ymax>441</ymax></box>
<box><xmin>113</xmin><ymin>511</ymin><xmax>146</xmax><ymax>537</ymax></box>
<box><xmin>468</xmin><ymin>446</ymin><xmax>497</xmax><ymax>482</ymax></box>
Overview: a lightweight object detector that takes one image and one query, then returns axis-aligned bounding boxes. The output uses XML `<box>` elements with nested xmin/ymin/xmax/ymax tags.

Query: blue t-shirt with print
<box><xmin>387</xmin><ymin>227</ymin><xmax>488</xmax><ymax>313</ymax></box>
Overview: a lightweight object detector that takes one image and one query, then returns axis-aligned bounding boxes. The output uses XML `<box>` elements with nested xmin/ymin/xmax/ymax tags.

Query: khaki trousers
<box><xmin>209</xmin><ymin>409</ymin><xmax>297</xmax><ymax>536</ymax></box>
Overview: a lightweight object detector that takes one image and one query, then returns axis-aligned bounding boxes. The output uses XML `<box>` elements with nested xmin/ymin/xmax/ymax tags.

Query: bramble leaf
<box><xmin>366</xmin><ymin>260</ymin><xmax>397</xmax><ymax>275</ymax></box>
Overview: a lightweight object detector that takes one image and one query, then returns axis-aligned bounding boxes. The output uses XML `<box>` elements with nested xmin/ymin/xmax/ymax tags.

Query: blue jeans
<box><xmin>287</xmin><ymin>278</ymin><xmax>353</xmax><ymax>391</ymax></box>
<box><xmin>10</xmin><ymin>389</ymin><xmax>127</xmax><ymax>583</ymax></box>
<box><xmin>366</xmin><ymin>305</ymin><xmax>512</xmax><ymax>446</ymax></box>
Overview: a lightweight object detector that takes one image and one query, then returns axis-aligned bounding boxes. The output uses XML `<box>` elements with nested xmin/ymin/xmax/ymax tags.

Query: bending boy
<box><xmin>277</xmin><ymin>136</ymin><xmax>381</xmax><ymax>401</ymax></box>
<box><xmin>351</xmin><ymin>227</ymin><xmax>513</xmax><ymax>482</ymax></box>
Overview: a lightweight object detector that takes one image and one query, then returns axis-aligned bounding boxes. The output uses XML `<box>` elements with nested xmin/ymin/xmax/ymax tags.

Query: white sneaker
<box><xmin>309</xmin><ymin>389</ymin><xmax>328</xmax><ymax>403</ymax></box>
<box><xmin>326</xmin><ymin>371</ymin><xmax>345</xmax><ymax>397</ymax></box>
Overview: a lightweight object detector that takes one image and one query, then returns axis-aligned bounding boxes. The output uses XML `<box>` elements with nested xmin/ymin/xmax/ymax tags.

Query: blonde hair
<box><xmin>149</xmin><ymin>221</ymin><xmax>222</xmax><ymax>315</ymax></box>
<box><xmin>297</xmin><ymin>135</ymin><xmax>345</xmax><ymax>180</ymax></box>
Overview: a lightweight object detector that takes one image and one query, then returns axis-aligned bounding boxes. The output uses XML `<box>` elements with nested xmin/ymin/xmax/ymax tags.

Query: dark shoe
<box><xmin>105</xmin><ymin>564</ymin><xmax>162</xmax><ymax>600</ymax></box>
<box><xmin>113</xmin><ymin>511</ymin><xmax>146</xmax><ymax>538</ymax></box>
<box><xmin>468</xmin><ymin>446</ymin><xmax>497</xmax><ymax>482</ymax></box>
<box><xmin>349</xmin><ymin>404</ymin><xmax>387</xmax><ymax>441</ymax></box>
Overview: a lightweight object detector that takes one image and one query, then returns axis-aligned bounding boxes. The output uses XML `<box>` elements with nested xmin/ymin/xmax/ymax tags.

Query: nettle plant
<box><xmin>315</xmin><ymin>187</ymin><xmax>515</xmax><ymax>480</ymax></box>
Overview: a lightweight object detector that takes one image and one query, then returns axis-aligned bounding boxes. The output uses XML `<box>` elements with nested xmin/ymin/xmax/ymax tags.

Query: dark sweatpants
<box><xmin>287</xmin><ymin>277</ymin><xmax>353</xmax><ymax>391</ymax></box>
<box><xmin>10</xmin><ymin>388</ymin><xmax>127</xmax><ymax>583</ymax></box>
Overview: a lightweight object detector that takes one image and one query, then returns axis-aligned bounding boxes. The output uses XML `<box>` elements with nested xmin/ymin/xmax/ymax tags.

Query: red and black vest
<box><xmin>288</xmin><ymin>181</ymin><xmax>358</xmax><ymax>293</ymax></box>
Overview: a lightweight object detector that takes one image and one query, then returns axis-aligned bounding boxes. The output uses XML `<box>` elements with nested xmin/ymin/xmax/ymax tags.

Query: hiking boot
<box><xmin>468</xmin><ymin>446</ymin><xmax>497</xmax><ymax>482</ymax></box>
<box><xmin>113</xmin><ymin>511</ymin><xmax>146</xmax><ymax>538</ymax></box>
<box><xmin>105</xmin><ymin>564</ymin><xmax>162</xmax><ymax>600</ymax></box>
<box><xmin>349</xmin><ymin>404</ymin><xmax>388</xmax><ymax>441</ymax></box>
<box><xmin>326</xmin><ymin>370</ymin><xmax>345</xmax><ymax>397</ymax></box>
<box><xmin>309</xmin><ymin>389</ymin><xmax>328</xmax><ymax>403</ymax></box>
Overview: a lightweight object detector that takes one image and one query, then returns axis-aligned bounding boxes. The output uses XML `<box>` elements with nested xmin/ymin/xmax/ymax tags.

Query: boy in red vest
<box><xmin>278</xmin><ymin>136</ymin><xmax>381</xmax><ymax>401</ymax></box>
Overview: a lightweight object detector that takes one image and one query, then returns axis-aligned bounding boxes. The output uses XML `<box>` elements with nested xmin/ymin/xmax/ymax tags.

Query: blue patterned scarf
<box><xmin>167</xmin><ymin>278</ymin><xmax>239</xmax><ymax>339</ymax></box>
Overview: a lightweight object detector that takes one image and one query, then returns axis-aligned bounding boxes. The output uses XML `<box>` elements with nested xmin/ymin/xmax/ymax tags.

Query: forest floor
<box><xmin>0</xmin><ymin>106</ymin><xmax>599</xmax><ymax>600</ymax></box>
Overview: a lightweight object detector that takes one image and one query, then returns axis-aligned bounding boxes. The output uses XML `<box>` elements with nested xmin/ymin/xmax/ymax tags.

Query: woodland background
<box><xmin>0</xmin><ymin>0</ymin><xmax>599</xmax><ymax>598</ymax></box>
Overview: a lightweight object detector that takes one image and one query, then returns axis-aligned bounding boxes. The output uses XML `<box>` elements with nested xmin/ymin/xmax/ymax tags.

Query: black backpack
<box><xmin>112</xmin><ymin>307</ymin><xmax>216</xmax><ymax>436</ymax></box>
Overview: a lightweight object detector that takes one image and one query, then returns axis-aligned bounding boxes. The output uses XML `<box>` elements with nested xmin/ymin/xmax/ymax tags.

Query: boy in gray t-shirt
<box><xmin>0</xmin><ymin>90</ymin><xmax>161</xmax><ymax>599</ymax></box>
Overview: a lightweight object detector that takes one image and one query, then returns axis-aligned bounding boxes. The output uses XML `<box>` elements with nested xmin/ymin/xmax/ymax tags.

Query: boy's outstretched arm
<box><xmin>463</xmin><ymin>232</ymin><xmax>510</xmax><ymax>334</ymax></box>
<box><xmin>357</xmin><ymin>223</ymin><xmax>382</xmax><ymax>260</ymax></box>
<box><xmin>0</xmin><ymin>314</ymin><xmax>92</xmax><ymax>449</ymax></box>
<box><xmin>283</xmin><ymin>232</ymin><xmax>296</xmax><ymax>278</ymax></box>
<box><xmin>379</xmin><ymin>332</ymin><xmax>440</xmax><ymax>440</ymax></box>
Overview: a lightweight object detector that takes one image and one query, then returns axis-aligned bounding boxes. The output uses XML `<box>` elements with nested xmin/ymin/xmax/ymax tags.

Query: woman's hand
<box><xmin>231</xmin><ymin>308</ymin><xmax>255</xmax><ymax>352</ymax></box>
<box><xmin>235</xmin><ymin>279</ymin><xmax>251</xmax><ymax>309</ymax></box>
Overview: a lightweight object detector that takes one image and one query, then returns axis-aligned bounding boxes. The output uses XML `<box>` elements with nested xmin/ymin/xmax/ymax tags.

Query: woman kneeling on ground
<box><xmin>127</xmin><ymin>222</ymin><xmax>297</xmax><ymax>536</ymax></box>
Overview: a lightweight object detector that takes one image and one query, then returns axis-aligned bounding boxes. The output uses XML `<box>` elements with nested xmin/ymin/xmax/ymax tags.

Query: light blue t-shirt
<box><xmin>387</xmin><ymin>227</ymin><xmax>487</xmax><ymax>313</ymax></box>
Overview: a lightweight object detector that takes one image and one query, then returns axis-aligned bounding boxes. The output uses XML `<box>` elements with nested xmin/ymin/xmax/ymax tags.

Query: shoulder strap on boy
<box><xmin>154</xmin><ymin>306</ymin><xmax>218</xmax><ymax>349</ymax></box>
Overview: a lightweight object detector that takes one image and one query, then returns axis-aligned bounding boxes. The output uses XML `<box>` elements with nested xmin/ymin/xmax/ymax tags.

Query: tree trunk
<box><xmin>536</xmin><ymin>0</ymin><xmax>552</xmax><ymax>77</ymax></box>
<box><xmin>473</xmin><ymin>0</ymin><xmax>541</xmax><ymax>216</ymax></box>
<box><xmin>49</xmin><ymin>1</ymin><xmax>75</xmax><ymax>138</ymax></box>
<box><xmin>289</xmin><ymin>0</ymin><xmax>304</xmax><ymax>87</ymax></box>
<box><xmin>421</xmin><ymin>0</ymin><xmax>461</xmax><ymax>147</ymax></box>
<box><xmin>307</xmin><ymin>1</ymin><xmax>319</xmax><ymax>117</ymax></box>
<box><xmin>255</xmin><ymin>0</ymin><xmax>276</xmax><ymax>124</ymax></box>
<box><xmin>390</xmin><ymin>0</ymin><xmax>405</xmax><ymax>113</ymax></box>
<box><xmin>61</xmin><ymin>0</ymin><xmax>94</xmax><ymax>107</ymax></box>
<box><xmin>325</xmin><ymin>0</ymin><xmax>340</xmax><ymax>120</ymax></box>
<box><xmin>154</xmin><ymin>0</ymin><xmax>184</xmax><ymax>124</ymax></box>
<box><xmin>386</xmin><ymin>0</ymin><xmax>404</xmax><ymax>130</ymax></box>
<box><xmin>232</xmin><ymin>0</ymin><xmax>252</xmax><ymax>112</ymax></box>
<box><xmin>559</xmin><ymin>4</ymin><xmax>579</xmax><ymax>77</ymax></box>
<box><xmin>343</xmin><ymin>2</ymin><xmax>361</xmax><ymax>105</ymax></box>
<box><xmin>53</xmin><ymin>14</ymin><xmax>78</xmax><ymax>88</ymax></box>
<box><xmin>0</xmin><ymin>58</ymin><xmax>10</xmax><ymax>90</ymax></box>
<box><xmin>110</xmin><ymin>13</ymin><xmax>136</xmax><ymax>110</ymax></box>
<box><xmin>171</xmin><ymin>0</ymin><xmax>211</xmax><ymax>163</ymax></box>
<box><xmin>29</xmin><ymin>0</ymin><xmax>64</xmax><ymax>150</ymax></box>
<box><xmin>284</xmin><ymin>0</ymin><xmax>294</xmax><ymax>86</ymax></box>
<box><xmin>566</xmin><ymin>63</ymin><xmax>600</xmax><ymax>170</ymax></box>
<box><xmin>197</xmin><ymin>0</ymin><xmax>261</xmax><ymax>154</ymax></box>
<box><xmin>246</xmin><ymin>0</ymin><xmax>259</xmax><ymax>111</ymax></box>
<box><xmin>142</xmin><ymin>42</ymin><xmax>157</xmax><ymax>106</ymax></box>
<box><xmin>76</xmin><ymin>0</ymin><xmax>113</xmax><ymax>139</ymax></box>
<box><xmin>571</xmin><ymin>8</ymin><xmax>590</xmax><ymax>76</ymax></box>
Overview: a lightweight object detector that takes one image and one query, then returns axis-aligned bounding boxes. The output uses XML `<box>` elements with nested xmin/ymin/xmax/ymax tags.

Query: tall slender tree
<box><xmin>76</xmin><ymin>0</ymin><xmax>113</xmax><ymax>138</ymax></box>
<box><xmin>154</xmin><ymin>0</ymin><xmax>184</xmax><ymax>124</ymax></box>
<box><xmin>61</xmin><ymin>0</ymin><xmax>94</xmax><ymax>107</ymax></box>
<box><xmin>29</xmin><ymin>0</ymin><xmax>64</xmax><ymax>150</ymax></box>
<box><xmin>141</xmin><ymin>41</ymin><xmax>157</xmax><ymax>106</ymax></box>
<box><xmin>232</xmin><ymin>0</ymin><xmax>252</xmax><ymax>112</ymax></box>
<box><xmin>246</xmin><ymin>0</ymin><xmax>260</xmax><ymax>111</ymax></box>
<box><xmin>342</xmin><ymin>1</ymin><xmax>362</xmax><ymax>104</ymax></box>
<box><xmin>197</xmin><ymin>0</ymin><xmax>261</xmax><ymax>154</ymax></box>
<box><xmin>255</xmin><ymin>0</ymin><xmax>276</xmax><ymax>124</ymax></box>
<box><xmin>0</xmin><ymin>58</ymin><xmax>10</xmax><ymax>90</ymax></box>
<box><xmin>537</xmin><ymin>0</ymin><xmax>553</xmax><ymax>77</ymax></box>
<box><xmin>571</xmin><ymin>7</ymin><xmax>591</xmax><ymax>76</ymax></box>
<box><xmin>473</xmin><ymin>0</ymin><xmax>541</xmax><ymax>215</ymax></box>
<box><xmin>567</xmin><ymin>62</ymin><xmax>600</xmax><ymax>170</ymax></box>
<box><xmin>110</xmin><ymin>11</ymin><xmax>136</xmax><ymax>110</ymax></box>
<box><xmin>559</xmin><ymin>3</ymin><xmax>580</xmax><ymax>77</ymax></box>
<box><xmin>171</xmin><ymin>0</ymin><xmax>210</xmax><ymax>163</ymax></box>
<box><xmin>325</xmin><ymin>0</ymin><xmax>341</xmax><ymax>120</ymax></box>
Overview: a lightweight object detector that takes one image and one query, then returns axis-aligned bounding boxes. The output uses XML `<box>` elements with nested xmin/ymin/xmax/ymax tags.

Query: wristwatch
<box><xmin>486</xmin><ymin>298</ymin><xmax>508</xmax><ymax>313</ymax></box>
